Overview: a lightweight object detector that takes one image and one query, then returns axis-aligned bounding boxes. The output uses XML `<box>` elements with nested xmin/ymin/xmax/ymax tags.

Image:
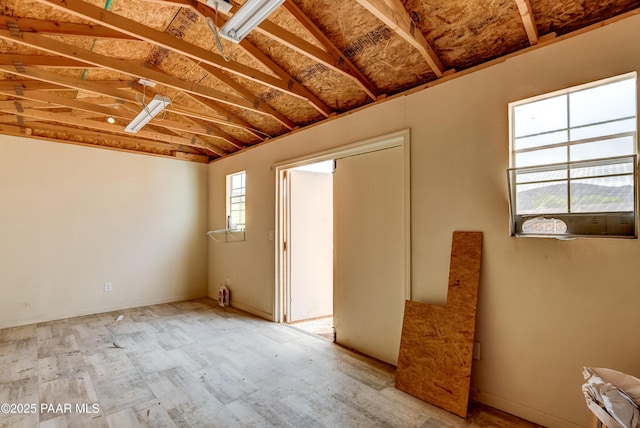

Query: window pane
<box><xmin>515</xmin><ymin>167</ymin><xmax>567</xmax><ymax>184</ymax></box>
<box><xmin>570</xmin><ymin>176</ymin><xmax>634</xmax><ymax>213</ymax></box>
<box><xmin>516</xmin><ymin>182</ymin><xmax>568</xmax><ymax>214</ymax></box>
<box><xmin>570</xmin><ymin>118</ymin><xmax>636</xmax><ymax>141</ymax></box>
<box><xmin>514</xmin><ymin>130</ymin><xmax>568</xmax><ymax>150</ymax></box>
<box><xmin>570</xmin><ymin>136</ymin><xmax>635</xmax><ymax>161</ymax></box>
<box><xmin>514</xmin><ymin>95</ymin><xmax>567</xmax><ymax>138</ymax></box>
<box><xmin>231</xmin><ymin>174</ymin><xmax>243</xmax><ymax>189</ymax></box>
<box><xmin>570</xmin><ymin>160</ymin><xmax>634</xmax><ymax>179</ymax></box>
<box><xmin>515</xmin><ymin>146</ymin><xmax>567</xmax><ymax>167</ymax></box>
<box><xmin>569</xmin><ymin>78</ymin><xmax>636</xmax><ymax>127</ymax></box>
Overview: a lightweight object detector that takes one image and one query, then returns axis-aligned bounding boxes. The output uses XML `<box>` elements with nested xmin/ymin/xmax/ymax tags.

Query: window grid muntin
<box><xmin>511</xmin><ymin>74</ymin><xmax>637</xmax><ymax>169</ymax></box>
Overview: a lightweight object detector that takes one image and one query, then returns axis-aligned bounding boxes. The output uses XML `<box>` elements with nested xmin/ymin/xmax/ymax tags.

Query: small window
<box><xmin>227</xmin><ymin>171</ymin><xmax>246</xmax><ymax>230</ymax></box>
<box><xmin>508</xmin><ymin>73</ymin><xmax>638</xmax><ymax>238</ymax></box>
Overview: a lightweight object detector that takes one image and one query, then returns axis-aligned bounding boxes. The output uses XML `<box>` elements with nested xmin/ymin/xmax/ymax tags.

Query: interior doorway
<box><xmin>282</xmin><ymin>161</ymin><xmax>334</xmax><ymax>339</ymax></box>
<box><xmin>275</xmin><ymin>130</ymin><xmax>411</xmax><ymax>364</ymax></box>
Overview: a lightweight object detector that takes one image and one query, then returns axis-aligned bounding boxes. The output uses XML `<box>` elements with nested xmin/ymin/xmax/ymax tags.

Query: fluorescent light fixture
<box><xmin>219</xmin><ymin>0</ymin><xmax>285</xmax><ymax>43</ymax></box>
<box><xmin>124</xmin><ymin>94</ymin><xmax>170</xmax><ymax>133</ymax></box>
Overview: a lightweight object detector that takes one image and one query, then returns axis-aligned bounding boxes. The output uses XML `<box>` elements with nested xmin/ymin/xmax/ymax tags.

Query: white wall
<box><xmin>209</xmin><ymin>14</ymin><xmax>640</xmax><ymax>427</ymax></box>
<box><xmin>0</xmin><ymin>137</ymin><xmax>209</xmax><ymax>328</ymax></box>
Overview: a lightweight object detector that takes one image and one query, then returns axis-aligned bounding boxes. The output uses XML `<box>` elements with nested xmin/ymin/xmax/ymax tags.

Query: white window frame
<box><xmin>226</xmin><ymin>171</ymin><xmax>246</xmax><ymax>231</ymax></box>
<box><xmin>508</xmin><ymin>73</ymin><xmax>638</xmax><ymax>238</ymax></box>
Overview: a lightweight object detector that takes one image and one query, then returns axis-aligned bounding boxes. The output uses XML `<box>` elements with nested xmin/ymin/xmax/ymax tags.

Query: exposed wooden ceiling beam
<box><xmin>2</xmin><ymin>13</ymin><xmax>321</xmax><ymax>123</ymax></box>
<box><xmin>0</xmin><ymin>100</ymin><xmax>223</xmax><ymax>150</ymax></box>
<box><xmin>0</xmin><ymin>30</ymin><xmax>284</xmax><ymax>120</ymax></box>
<box><xmin>0</xmin><ymin>54</ymin><xmax>90</xmax><ymax>68</ymax></box>
<box><xmin>0</xmin><ymin>65</ymin><xmax>140</xmax><ymax>104</ymax></box>
<box><xmin>354</xmin><ymin>0</ymin><xmax>445</xmax><ymax>77</ymax></box>
<box><xmin>186</xmin><ymin>116</ymin><xmax>243</xmax><ymax>150</ymax></box>
<box><xmin>3</xmin><ymin>88</ymin><xmax>245</xmax><ymax>149</ymax></box>
<box><xmin>281</xmin><ymin>0</ymin><xmax>380</xmax><ymax>100</ymax></box>
<box><xmin>0</xmin><ymin>14</ymin><xmax>136</xmax><ymax>40</ymax></box>
<box><xmin>184</xmin><ymin>93</ymin><xmax>272</xmax><ymax>141</ymax></box>
<box><xmin>0</xmin><ymin>67</ymin><xmax>260</xmax><ymax>141</ymax></box>
<box><xmin>0</xmin><ymin>122</ymin><xmax>33</xmax><ymax>136</ymax></box>
<box><xmin>0</xmin><ymin>99</ymin><xmax>60</xmax><ymax>110</ymax></box>
<box><xmin>20</xmin><ymin>121</ymin><xmax>212</xmax><ymax>162</ymax></box>
<box><xmin>514</xmin><ymin>0</ymin><xmax>539</xmax><ymax>45</ymax></box>
<box><xmin>198</xmin><ymin>64</ymin><xmax>296</xmax><ymax>130</ymax></box>
<box><xmin>159</xmin><ymin>0</ymin><xmax>378</xmax><ymax>100</ymax></box>
<box><xmin>33</xmin><ymin>0</ymin><xmax>330</xmax><ymax>115</ymax></box>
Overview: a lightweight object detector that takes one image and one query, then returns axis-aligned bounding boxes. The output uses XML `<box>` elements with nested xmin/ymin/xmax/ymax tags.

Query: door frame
<box><xmin>273</xmin><ymin>129</ymin><xmax>411</xmax><ymax>323</ymax></box>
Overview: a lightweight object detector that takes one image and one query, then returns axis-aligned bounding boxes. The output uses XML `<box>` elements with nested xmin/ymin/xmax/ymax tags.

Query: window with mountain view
<box><xmin>508</xmin><ymin>73</ymin><xmax>637</xmax><ymax>238</ymax></box>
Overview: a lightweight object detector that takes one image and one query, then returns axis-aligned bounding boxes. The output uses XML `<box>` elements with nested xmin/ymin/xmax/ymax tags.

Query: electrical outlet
<box><xmin>472</xmin><ymin>341</ymin><xmax>481</xmax><ymax>360</ymax></box>
<box><xmin>226</xmin><ymin>278</ymin><xmax>231</xmax><ymax>286</ymax></box>
<box><xmin>104</xmin><ymin>282</ymin><xmax>112</xmax><ymax>292</ymax></box>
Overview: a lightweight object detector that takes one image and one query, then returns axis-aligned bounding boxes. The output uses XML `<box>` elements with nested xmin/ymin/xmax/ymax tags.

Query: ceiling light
<box><xmin>124</xmin><ymin>94</ymin><xmax>170</xmax><ymax>133</ymax></box>
<box><xmin>107</xmin><ymin>116</ymin><xmax>115</xmax><ymax>124</ymax></box>
<box><xmin>219</xmin><ymin>0</ymin><xmax>285</xmax><ymax>43</ymax></box>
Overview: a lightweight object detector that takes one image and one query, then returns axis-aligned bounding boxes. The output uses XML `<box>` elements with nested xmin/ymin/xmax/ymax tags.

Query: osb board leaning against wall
<box><xmin>396</xmin><ymin>231</ymin><xmax>483</xmax><ymax>418</ymax></box>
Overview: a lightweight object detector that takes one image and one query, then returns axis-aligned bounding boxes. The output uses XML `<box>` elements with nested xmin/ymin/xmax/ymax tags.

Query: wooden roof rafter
<box><xmin>0</xmin><ymin>68</ymin><xmax>241</xmax><ymax>152</ymax></box>
<box><xmin>178</xmin><ymin>0</ymin><xmax>380</xmax><ymax>101</ymax></box>
<box><xmin>0</xmin><ymin>29</ymin><xmax>286</xmax><ymax>120</ymax></box>
<box><xmin>514</xmin><ymin>0</ymin><xmax>539</xmax><ymax>45</ymax></box>
<box><xmin>0</xmin><ymin>14</ymin><xmax>136</xmax><ymax>40</ymax></box>
<box><xmin>17</xmin><ymin>121</ymin><xmax>213</xmax><ymax>162</ymax></box>
<box><xmin>354</xmin><ymin>0</ymin><xmax>446</xmax><ymax>78</ymax></box>
<box><xmin>281</xmin><ymin>0</ymin><xmax>380</xmax><ymax>100</ymax></box>
<box><xmin>0</xmin><ymin>92</ymin><xmax>228</xmax><ymax>153</ymax></box>
<box><xmin>33</xmin><ymin>0</ymin><xmax>332</xmax><ymax>117</ymax></box>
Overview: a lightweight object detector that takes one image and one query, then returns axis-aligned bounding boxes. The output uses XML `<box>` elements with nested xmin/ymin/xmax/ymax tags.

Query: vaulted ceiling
<box><xmin>1</xmin><ymin>0</ymin><xmax>639</xmax><ymax>163</ymax></box>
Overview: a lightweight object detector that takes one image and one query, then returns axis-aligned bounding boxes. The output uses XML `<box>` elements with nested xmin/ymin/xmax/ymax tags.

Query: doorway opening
<box><xmin>281</xmin><ymin>160</ymin><xmax>335</xmax><ymax>340</ymax></box>
<box><xmin>274</xmin><ymin>130</ymin><xmax>411</xmax><ymax>363</ymax></box>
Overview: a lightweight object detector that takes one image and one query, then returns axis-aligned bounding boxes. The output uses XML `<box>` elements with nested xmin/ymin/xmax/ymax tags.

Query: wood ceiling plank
<box><xmin>34</xmin><ymin>0</ymin><xmax>329</xmax><ymax>114</ymax></box>
<box><xmin>514</xmin><ymin>0</ymin><xmax>539</xmax><ymax>45</ymax></box>
<box><xmin>0</xmin><ymin>30</ymin><xmax>282</xmax><ymax>119</ymax></box>
<box><xmin>354</xmin><ymin>0</ymin><xmax>445</xmax><ymax>77</ymax></box>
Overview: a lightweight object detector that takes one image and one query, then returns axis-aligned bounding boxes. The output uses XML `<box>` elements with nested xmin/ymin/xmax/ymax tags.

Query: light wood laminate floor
<box><xmin>0</xmin><ymin>298</ymin><xmax>541</xmax><ymax>428</ymax></box>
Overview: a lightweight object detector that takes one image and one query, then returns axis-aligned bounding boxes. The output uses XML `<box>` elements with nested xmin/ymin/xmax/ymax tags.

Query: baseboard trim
<box><xmin>228</xmin><ymin>300</ymin><xmax>273</xmax><ymax>321</ymax></box>
<box><xmin>0</xmin><ymin>293</ymin><xmax>206</xmax><ymax>329</ymax></box>
<box><xmin>470</xmin><ymin>390</ymin><xmax>582</xmax><ymax>428</ymax></box>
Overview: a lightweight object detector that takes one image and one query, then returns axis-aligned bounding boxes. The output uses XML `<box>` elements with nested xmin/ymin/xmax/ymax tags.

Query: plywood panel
<box><xmin>395</xmin><ymin>231</ymin><xmax>482</xmax><ymax>418</ymax></box>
